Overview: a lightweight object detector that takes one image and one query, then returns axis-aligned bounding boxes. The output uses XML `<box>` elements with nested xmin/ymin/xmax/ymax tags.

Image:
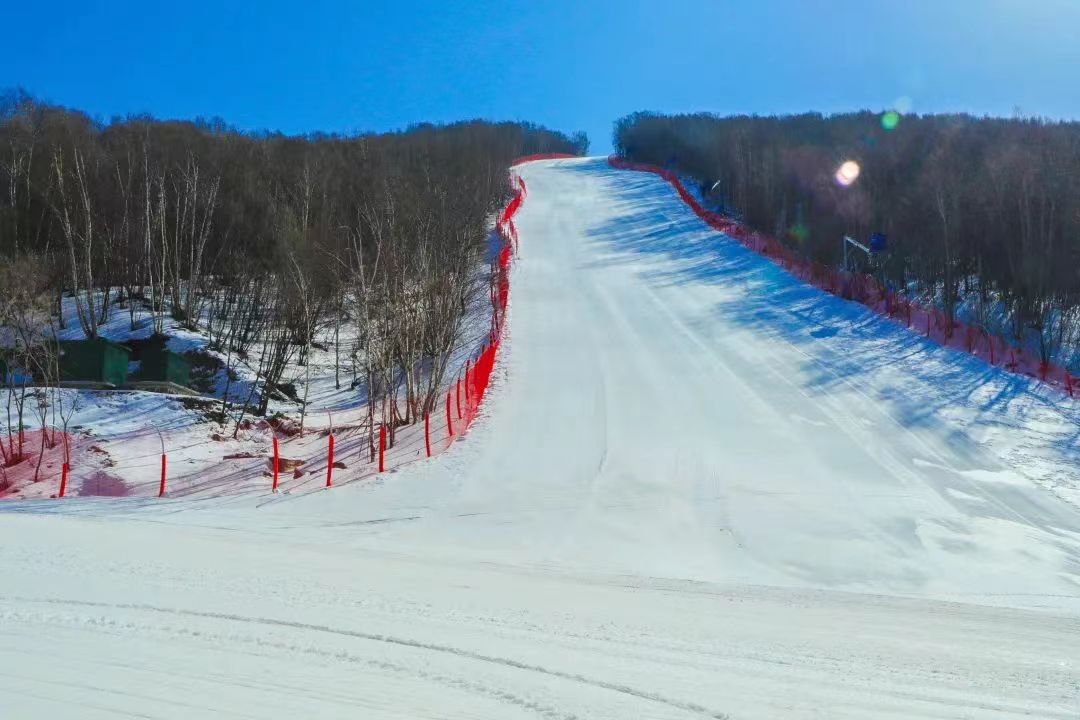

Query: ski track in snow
<box><xmin>2</xmin><ymin>157</ymin><xmax>1080</xmax><ymax>718</ymax></box>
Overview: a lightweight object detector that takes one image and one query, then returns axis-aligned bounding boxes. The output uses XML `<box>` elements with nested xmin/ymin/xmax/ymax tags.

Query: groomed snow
<box><xmin>2</xmin><ymin>157</ymin><xmax>1079</xmax><ymax>718</ymax></box>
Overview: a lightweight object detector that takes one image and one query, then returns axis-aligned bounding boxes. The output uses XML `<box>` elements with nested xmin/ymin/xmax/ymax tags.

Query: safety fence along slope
<box><xmin>608</xmin><ymin>156</ymin><xmax>1076</xmax><ymax>400</ymax></box>
<box><xmin>510</xmin><ymin>153</ymin><xmax>578</xmax><ymax>167</ymax></box>
<box><xmin>18</xmin><ymin>169</ymin><xmax>527</xmax><ymax>502</ymax></box>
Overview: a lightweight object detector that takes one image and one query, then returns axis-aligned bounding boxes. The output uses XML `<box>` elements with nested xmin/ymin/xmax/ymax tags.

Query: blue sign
<box><xmin>869</xmin><ymin>232</ymin><xmax>888</xmax><ymax>254</ymax></box>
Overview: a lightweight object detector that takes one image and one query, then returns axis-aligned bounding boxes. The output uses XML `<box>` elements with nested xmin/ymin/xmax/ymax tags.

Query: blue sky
<box><xmin>6</xmin><ymin>0</ymin><xmax>1080</xmax><ymax>153</ymax></box>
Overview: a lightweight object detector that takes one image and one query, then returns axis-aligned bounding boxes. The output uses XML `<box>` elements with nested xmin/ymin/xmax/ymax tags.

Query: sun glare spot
<box><xmin>835</xmin><ymin>160</ymin><xmax>861</xmax><ymax>187</ymax></box>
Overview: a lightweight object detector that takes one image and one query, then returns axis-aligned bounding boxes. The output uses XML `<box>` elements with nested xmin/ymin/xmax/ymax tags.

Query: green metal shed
<box><xmin>139</xmin><ymin>346</ymin><xmax>191</xmax><ymax>387</ymax></box>
<box><xmin>59</xmin><ymin>338</ymin><xmax>131</xmax><ymax>387</ymax></box>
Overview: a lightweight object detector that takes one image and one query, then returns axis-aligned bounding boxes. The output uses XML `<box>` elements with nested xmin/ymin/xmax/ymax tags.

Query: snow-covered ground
<box><xmin>2</xmin><ymin>157</ymin><xmax>1079</xmax><ymax>718</ymax></box>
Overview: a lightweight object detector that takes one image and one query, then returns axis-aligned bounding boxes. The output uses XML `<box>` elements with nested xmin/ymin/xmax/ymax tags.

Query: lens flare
<box><xmin>787</xmin><ymin>222</ymin><xmax>809</xmax><ymax>244</ymax></box>
<box><xmin>881</xmin><ymin>110</ymin><xmax>900</xmax><ymax>131</ymax></box>
<box><xmin>835</xmin><ymin>160</ymin><xmax>861</xmax><ymax>187</ymax></box>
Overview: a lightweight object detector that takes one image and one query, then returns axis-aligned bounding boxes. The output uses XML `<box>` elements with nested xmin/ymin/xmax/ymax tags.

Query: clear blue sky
<box><xmin>6</xmin><ymin>0</ymin><xmax>1080</xmax><ymax>153</ymax></box>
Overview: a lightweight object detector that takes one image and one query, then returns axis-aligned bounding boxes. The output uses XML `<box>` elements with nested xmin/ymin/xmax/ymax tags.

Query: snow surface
<box><xmin>2</xmin><ymin>157</ymin><xmax>1079</xmax><ymax>718</ymax></box>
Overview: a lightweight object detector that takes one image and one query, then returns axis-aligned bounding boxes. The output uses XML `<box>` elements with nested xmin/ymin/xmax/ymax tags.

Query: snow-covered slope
<box><xmin>2</xmin><ymin>157</ymin><xmax>1079</xmax><ymax>719</ymax></box>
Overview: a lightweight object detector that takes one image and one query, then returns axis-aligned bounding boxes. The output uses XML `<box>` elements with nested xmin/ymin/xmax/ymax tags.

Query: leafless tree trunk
<box><xmin>52</xmin><ymin>147</ymin><xmax>103</xmax><ymax>339</ymax></box>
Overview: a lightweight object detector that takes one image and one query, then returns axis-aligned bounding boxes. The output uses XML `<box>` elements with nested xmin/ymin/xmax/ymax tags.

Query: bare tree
<box><xmin>52</xmin><ymin>145</ymin><xmax>105</xmax><ymax>338</ymax></box>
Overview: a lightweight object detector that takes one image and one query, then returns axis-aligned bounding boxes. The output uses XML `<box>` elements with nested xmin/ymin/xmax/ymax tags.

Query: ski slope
<box><xmin>2</xmin><ymin>157</ymin><xmax>1079</xmax><ymax>719</ymax></box>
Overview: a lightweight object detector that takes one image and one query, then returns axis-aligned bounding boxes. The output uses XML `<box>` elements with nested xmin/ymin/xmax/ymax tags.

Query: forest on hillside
<box><xmin>614</xmin><ymin>111</ymin><xmax>1080</xmax><ymax>368</ymax></box>
<box><xmin>0</xmin><ymin>87</ymin><xmax>586</xmax><ymax>435</ymax></box>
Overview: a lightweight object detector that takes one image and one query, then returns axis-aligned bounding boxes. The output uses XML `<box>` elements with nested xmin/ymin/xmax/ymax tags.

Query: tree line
<box><xmin>0</xmin><ymin>87</ymin><xmax>586</xmax><ymax>455</ymax></box>
<box><xmin>614</xmin><ymin>111</ymin><xmax>1080</xmax><ymax>367</ymax></box>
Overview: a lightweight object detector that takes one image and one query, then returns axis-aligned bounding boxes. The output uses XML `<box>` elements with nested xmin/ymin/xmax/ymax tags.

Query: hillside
<box><xmin>2</xmin><ymin>157</ymin><xmax>1078</xmax><ymax>719</ymax></box>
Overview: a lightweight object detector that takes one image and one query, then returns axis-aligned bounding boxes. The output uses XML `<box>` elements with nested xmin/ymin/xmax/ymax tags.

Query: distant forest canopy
<box><xmin>613</xmin><ymin>111</ymin><xmax>1080</xmax><ymax>364</ymax></box>
<box><xmin>0</xmin><ymin>87</ymin><xmax>586</xmax><ymax>429</ymax></box>
<box><xmin>0</xmin><ymin>87</ymin><xmax>588</xmax><ymax>279</ymax></box>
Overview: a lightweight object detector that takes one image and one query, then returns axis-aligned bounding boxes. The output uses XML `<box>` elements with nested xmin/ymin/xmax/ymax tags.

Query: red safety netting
<box><xmin>34</xmin><ymin>165</ymin><xmax>529</xmax><ymax>501</ymax></box>
<box><xmin>510</xmin><ymin>153</ymin><xmax>578</xmax><ymax>166</ymax></box>
<box><xmin>608</xmin><ymin>156</ymin><xmax>1076</xmax><ymax>399</ymax></box>
<box><xmin>261</xmin><ymin>173</ymin><xmax>523</xmax><ymax>500</ymax></box>
<box><xmin>212</xmin><ymin>171</ymin><xmax>525</xmax><ymax>500</ymax></box>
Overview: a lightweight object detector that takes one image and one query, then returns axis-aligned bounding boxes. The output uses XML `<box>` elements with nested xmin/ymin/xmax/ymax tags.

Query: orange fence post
<box><xmin>378</xmin><ymin>424</ymin><xmax>386</xmax><ymax>473</ymax></box>
<box><xmin>424</xmin><ymin>412</ymin><xmax>431</xmax><ymax>457</ymax></box>
<box><xmin>58</xmin><ymin>462</ymin><xmax>69</xmax><ymax>498</ymax></box>
<box><xmin>326</xmin><ymin>434</ymin><xmax>335</xmax><ymax>487</ymax></box>
<box><xmin>465</xmin><ymin>359</ymin><xmax>471</xmax><ymax>404</ymax></box>
<box><xmin>272</xmin><ymin>436</ymin><xmax>279</xmax><ymax>492</ymax></box>
<box><xmin>446</xmin><ymin>391</ymin><xmax>453</xmax><ymax>437</ymax></box>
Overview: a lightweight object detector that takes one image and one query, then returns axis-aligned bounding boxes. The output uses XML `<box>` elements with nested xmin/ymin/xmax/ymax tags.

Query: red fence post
<box><xmin>471</xmin><ymin>356</ymin><xmax>478</xmax><ymax>403</ymax></box>
<box><xmin>158</xmin><ymin>454</ymin><xmax>167</xmax><ymax>497</ymax></box>
<box><xmin>272</xmin><ymin>436</ymin><xmax>280</xmax><ymax>492</ymax></box>
<box><xmin>446</xmin><ymin>391</ymin><xmax>453</xmax><ymax>437</ymax></box>
<box><xmin>465</xmin><ymin>359</ymin><xmax>472</xmax><ymax>405</ymax></box>
<box><xmin>475</xmin><ymin>350</ymin><xmax>484</xmax><ymax>401</ymax></box>
<box><xmin>424</xmin><ymin>412</ymin><xmax>431</xmax><ymax>457</ymax></box>
<box><xmin>58</xmin><ymin>462</ymin><xmax>69</xmax><ymax>498</ymax></box>
<box><xmin>326</xmin><ymin>434</ymin><xmax>335</xmax><ymax>487</ymax></box>
<box><xmin>456</xmin><ymin>377</ymin><xmax>462</xmax><ymax>420</ymax></box>
<box><xmin>378</xmin><ymin>424</ymin><xmax>386</xmax><ymax>473</ymax></box>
